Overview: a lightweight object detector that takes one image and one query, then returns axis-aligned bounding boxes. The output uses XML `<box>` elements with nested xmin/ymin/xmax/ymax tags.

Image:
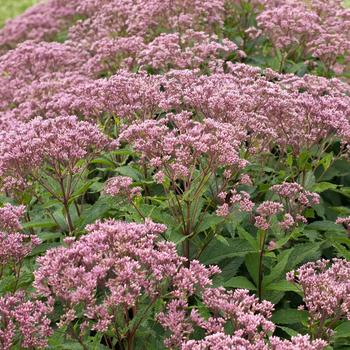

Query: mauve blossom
<box><xmin>0</xmin><ymin>291</ymin><xmax>53</xmax><ymax>350</ymax></box>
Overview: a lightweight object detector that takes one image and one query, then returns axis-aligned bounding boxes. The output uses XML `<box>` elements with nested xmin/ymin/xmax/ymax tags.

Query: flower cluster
<box><xmin>0</xmin><ymin>203</ymin><xmax>25</xmax><ymax>232</ymax></box>
<box><xmin>287</xmin><ymin>258</ymin><xmax>350</xmax><ymax>339</ymax></box>
<box><xmin>119</xmin><ymin>112</ymin><xmax>247</xmax><ymax>182</ymax></box>
<box><xmin>256</xmin><ymin>0</ymin><xmax>350</xmax><ymax>72</ymax></box>
<box><xmin>104</xmin><ymin>176</ymin><xmax>142</xmax><ymax>200</ymax></box>
<box><xmin>0</xmin><ymin>291</ymin><xmax>52</xmax><ymax>350</ymax></box>
<box><xmin>159</xmin><ymin>285</ymin><xmax>327</xmax><ymax>349</ymax></box>
<box><xmin>34</xmin><ymin>219</ymin><xmax>183</xmax><ymax>332</ymax></box>
<box><xmin>0</xmin><ymin>115</ymin><xmax>111</xmax><ymax>192</ymax></box>
<box><xmin>0</xmin><ymin>204</ymin><xmax>40</xmax><ymax>272</ymax></box>
<box><xmin>271</xmin><ymin>182</ymin><xmax>320</xmax><ymax>229</ymax></box>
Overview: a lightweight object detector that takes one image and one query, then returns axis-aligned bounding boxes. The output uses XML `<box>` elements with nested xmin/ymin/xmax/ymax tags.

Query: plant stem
<box><xmin>258</xmin><ymin>230</ymin><xmax>267</xmax><ymax>301</ymax></box>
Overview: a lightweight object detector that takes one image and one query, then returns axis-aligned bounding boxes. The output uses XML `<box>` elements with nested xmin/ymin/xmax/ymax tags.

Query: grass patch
<box><xmin>0</xmin><ymin>0</ymin><xmax>38</xmax><ymax>27</ymax></box>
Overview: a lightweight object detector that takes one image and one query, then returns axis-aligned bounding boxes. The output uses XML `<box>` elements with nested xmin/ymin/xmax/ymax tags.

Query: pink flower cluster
<box><xmin>271</xmin><ymin>182</ymin><xmax>320</xmax><ymax>229</ymax></box>
<box><xmin>159</xmin><ymin>284</ymin><xmax>327</xmax><ymax>349</ymax></box>
<box><xmin>119</xmin><ymin>112</ymin><xmax>247</xmax><ymax>182</ymax></box>
<box><xmin>34</xmin><ymin>219</ymin><xmax>183</xmax><ymax>332</ymax></box>
<box><xmin>336</xmin><ymin>216</ymin><xmax>350</xmax><ymax>230</ymax></box>
<box><xmin>138</xmin><ymin>30</ymin><xmax>240</xmax><ymax>72</ymax></box>
<box><xmin>216</xmin><ymin>189</ymin><xmax>254</xmax><ymax>217</ymax></box>
<box><xmin>0</xmin><ymin>291</ymin><xmax>52</xmax><ymax>350</ymax></box>
<box><xmin>104</xmin><ymin>176</ymin><xmax>142</xmax><ymax>199</ymax></box>
<box><xmin>0</xmin><ymin>204</ymin><xmax>40</xmax><ymax>269</ymax></box>
<box><xmin>256</xmin><ymin>0</ymin><xmax>350</xmax><ymax>72</ymax></box>
<box><xmin>0</xmin><ymin>203</ymin><xmax>25</xmax><ymax>232</ymax></box>
<box><xmin>159</xmin><ymin>286</ymin><xmax>275</xmax><ymax>348</ymax></box>
<box><xmin>0</xmin><ymin>115</ymin><xmax>111</xmax><ymax>192</ymax></box>
<box><xmin>287</xmin><ymin>258</ymin><xmax>350</xmax><ymax>338</ymax></box>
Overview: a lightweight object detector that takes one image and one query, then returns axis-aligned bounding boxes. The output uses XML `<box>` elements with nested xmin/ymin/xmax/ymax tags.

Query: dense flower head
<box><xmin>119</xmin><ymin>112</ymin><xmax>247</xmax><ymax>181</ymax></box>
<box><xmin>336</xmin><ymin>216</ymin><xmax>350</xmax><ymax>229</ymax></box>
<box><xmin>0</xmin><ymin>0</ymin><xmax>80</xmax><ymax>50</ymax></box>
<box><xmin>271</xmin><ymin>182</ymin><xmax>320</xmax><ymax>205</ymax></box>
<box><xmin>104</xmin><ymin>176</ymin><xmax>142</xmax><ymax>199</ymax></box>
<box><xmin>69</xmin><ymin>0</ymin><xmax>226</xmax><ymax>46</ymax></box>
<box><xmin>269</xmin><ymin>335</ymin><xmax>327</xmax><ymax>350</ymax></box>
<box><xmin>216</xmin><ymin>189</ymin><xmax>254</xmax><ymax>217</ymax></box>
<box><xmin>0</xmin><ymin>233</ymin><xmax>40</xmax><ymax>266</ymax></box>
<box><xmin>34</xmin><ymin>219</ymin><xmax>185</xmax><ymax>332</ymax></box>
<box><xmin>255</xmin><ymin>0</ymin><xmax>350</xmax><ymax>72</ymax></box>
<box><xmin>158</xmin><ymin>287</ymin><xmax>275</xmax><ymax>349</ymax></box>
<box><xmin>0</xmin><ymin>204</ymin><xmax>40</xmax><ymax>267</ymax></box>
<box><xmin>256</xmin><ymin>201</ymin><xmax>284</xmax><ymax>217</ymax></box>
<box><xmin>0</xmin><ymin>291</ymin><xmax>52</xmax><ymax>350</ymax></box>
<box><xmin>287</xmin><ymin>259</ymin><xmax>350</xmax><ymax>334</ymax></box>
<box><xmin>138</xmin><ymin>30</ymin><xmax>239</xmax><ymax>72</ymax></box>
<box><xmin>270</xmin><ymin>182</ymin><xmax>320</xmax><ymax>229</ymax></box>
<box><xmin>0</xmin><ymin>204</ymin><xmax>25</xmax><ymax>232</ymax></box>
<box><xmin>0</xmin><ymin>115</ymin><xmax>112</xmax><ymax>191</ymax></box>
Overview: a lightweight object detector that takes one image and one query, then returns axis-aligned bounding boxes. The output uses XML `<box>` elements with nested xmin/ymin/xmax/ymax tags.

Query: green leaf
<box><xmin>277</xmin><ymin>326</ymin><xmax>300</xmax><ymax>337</ymax></box>
<box><xmin>29</xmin><ymin>242</ymin><xmax>61</xmax><ymax>256</ymax></box>
<box><xmin>200</xmin><ymin>238</ymin><xmax>254</xmax><ymax>264</ymax></box>
<box><xmin>303</xmin><ymin>171</ymin><xmax>316</xmax><ymax>190</ymax></box>
<box><xmin>307</xmin><ymin>221</ymin><xmax>345</xmax><ymax>233</ymax></box>
<box><xmin>263</xmin><ymin>249</ymin><xmax>293</xmax><ymax>286</ymax></box>
<box><xmin>116</xmin><ymin>166</ymin><xmax>143</xmax><ymax>180</ymax></box>
<box><xmin>223</xmin><ymin>276</ymin><xmax>256</xmax><ymax>290</ymax></box>
<box><xmin>265</xmin><ymin>280</ymin><xmax>301</xmax><ymax>293</ymax></box>
<box><xmin>22</xmin><ymin>219</ymin><xmax>57</xmax><ymax>230</ymax></box>
<box><xmin>312</xmin><ymin>182</ymin><xmax>338</xmax><ymax>193</ymax></box>
<box><xmin>334</xmin><ymin>321</ymin><xmax>350</xmax><ymax>338</ymax></box>
<box><xmin>272</xmin><ymin>309</ymin><xmax>308</xmax><ymax>325</ymax></box>
<box><xmin>286</xmin><ymin>242</ymin><xmax>322</xmax><ymax>270</ymax></box>
<box><xmin>331</xmin><ymin>242</ymin><xmax>350</xmax><ymax>260</ymax></box>
<box><xmin>195</xmin><ymin>214</ymin><xmax>224</xmax><ymax>234</ymax></box>
<box><xmin>244</xmin><ymin>253</ymin><xmax>259</xmax><ymax>285</ymax></box>
<box><xmin>77</xmin><ymin>196</ymin><xmax>116</xmax><ymax>228</ymax></box>
<box><xmin>236</xmin><ymin>225</ymin><xmax>258</xmax><ymax>250</ymax></box>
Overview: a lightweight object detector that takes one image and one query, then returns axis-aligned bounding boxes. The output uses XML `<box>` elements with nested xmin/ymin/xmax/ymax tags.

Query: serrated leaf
<box><xmin>312</xmin><ymin>182</ymin><xmax>338</xmax><ymax>193</ymax></box>
<box><xmin>265</xmin><ymin>280</ymin><xmax>301</xmax><ymax>293</ymax></box>
<box><xmin>116</xmin><ymin>166</ymin><xmax>143</xmax><ymax>180</ymax></box>
<box><xmin>223</xmin><ymin>276</ymin><xmax>256</xmax><ymax>290</ymax></box>
<box><xmin>195</xmin><ymin>214</ymin><xmax>224</xmax><ymax>234</ymax></box>
<box><xmin>272</xmin><ymin>309</ymin><xmax>308</xmax><ymax>325</ymax></box>
<box><xmin>334</xmin><ymin>321</ymin><xmax>350</xmax><ymax>338</ymax></box>
<box><xmin>200</xmin><ymin>238</ymin><xmax>254</xmax><ymax>264</ymax></box>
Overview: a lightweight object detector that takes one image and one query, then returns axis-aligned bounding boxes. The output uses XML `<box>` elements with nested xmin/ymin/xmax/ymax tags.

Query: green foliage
<box><xmin>0</xmin><ymin>0</ymin><xmax>37</xmax><ymax>27</ymax></box>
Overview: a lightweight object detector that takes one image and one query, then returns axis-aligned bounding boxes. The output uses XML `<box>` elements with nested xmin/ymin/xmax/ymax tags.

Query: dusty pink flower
<box><xmin>0</xmin><ymin>115</ymin><xmax>111</xmax><ymax>191</ymax></box>
<box><xmin>0</xmin><ymin>291</ymin><xmax>52</xmax><ymax>350</ymax></box>
<box><xmin>0</xmin><ymin>204</ymin><xmax>25</xmax><ymax>232</ymax></box>
<box><xmin>287</xmin><ymin>258</ymin><xmax>350</xmax><ymax>339</ymax></box>
<box><xmin>104</xmin><ymin>176</ymin><xmax>142</xmax><ymax>199</ymax></box>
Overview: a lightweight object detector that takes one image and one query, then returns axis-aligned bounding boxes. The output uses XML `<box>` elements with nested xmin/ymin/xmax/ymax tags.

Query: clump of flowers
<box><xmin>104</xmin><ymin>176</ymin><xmax>142</xmax><ymax>199</ymax></box>
<box><xmin>34</xmin><ymin>219</ymin><xmax>184</xmax><ymax>346</ymax></box>
<box><xmin>0</xmin><ymin>291</ymin><xmax>52</xmax><ymax>350</ymax></box>
<box><xmin>0</xmin><ymin>204</ymin><xmax>40</xmax><ymax>289</ymax></box>
<box><xmin>255</xmin><ymin>0</ymin><xmax>350</xmax><ymax>73</ymax></box>
<box><xmin>254</xmin><ymin>201</ymin><xmax>284</xmax><ymax>231</ymax></box>
<box><xmin>0</xmin><ymin>115</ymin><xmax>113</xmax><ymax>232</ymax></box>
<box><xmin>336</xmin><ymin>216</ymin><xmax>350</xmax><ymax>236</ymax></box>
<box><xmin>269</xmin><ymin>335</ymin><xmax>327</xmax><ymax>350</ymax></box>
<box><xmin>0</xmin><ymin>203</ymin><xmax>25</xmax><ymax>232</ymax></box>
<box><xmin>119</xmin><ymin>112</ymin><xmax>247</xmax><ymax>181</ymax></box>
<box><xmin>271</xmin><ymin>182</ymin><xmax>320</xmax><ymax>230</ymax></box>
<box><xmin>287</xmin><ymin>258</ymin><xmax>350</xmax><ymax>340</ymax></box>
<box><xmin>216</xmin><ymin>189</ymin><xmax>254</xmax><ymax>217</ymax></box>
<box><xmin>138</xmin><ymin>29</ymin><xmax>240</xmax><ymax>72</ymax></box>
<box><xmin>0</xmin><ymin>115</ymin><xmax>111</xmax><ymax>192</ymax></box>
<box><xmin>159</xmin><ymin>283</ymin><xmax>327</xmax><ymax>349</ymax></box>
